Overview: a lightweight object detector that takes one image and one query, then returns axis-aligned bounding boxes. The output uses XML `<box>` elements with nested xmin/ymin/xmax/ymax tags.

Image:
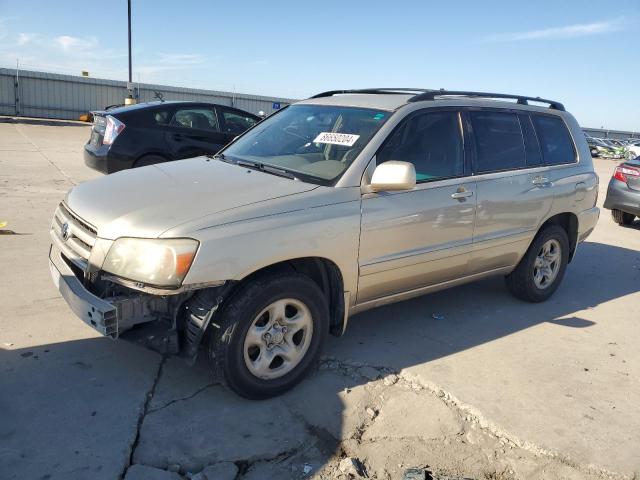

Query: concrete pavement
<box><xmin>0</xmin><ymin>119</ymin><xmax>638</xmax><ymax>480</ymax></box>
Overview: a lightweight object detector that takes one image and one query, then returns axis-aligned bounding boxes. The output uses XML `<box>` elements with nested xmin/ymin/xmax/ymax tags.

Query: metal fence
<box><xmin>0</xmin><ymin>67</ymin><xmax>296</xmax><ymax>120</ymax></box>
<box><xmin>582</xmin><ymin>127</ymin><xmax>638</xmax><ymax>141</ymax></box>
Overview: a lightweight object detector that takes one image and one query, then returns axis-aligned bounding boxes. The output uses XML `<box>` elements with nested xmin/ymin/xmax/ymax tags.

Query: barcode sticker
<box><xmin>313</xmin><ymin>132</ymin><xmax>360</xmax><ymax>147</ymax></box>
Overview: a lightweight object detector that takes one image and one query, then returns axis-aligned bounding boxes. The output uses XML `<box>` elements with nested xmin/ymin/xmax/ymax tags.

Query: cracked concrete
<box><xmin>2</xmin><ymin>120</ymin><xmax>640</xmax><ymax>480</ymax></box>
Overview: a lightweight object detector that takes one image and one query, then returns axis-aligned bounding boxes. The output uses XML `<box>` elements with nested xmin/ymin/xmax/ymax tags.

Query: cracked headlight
<box><xmin>103</xmin><ymin>238</ymin><xmax>199</xmax><ymax>288</ymax></box>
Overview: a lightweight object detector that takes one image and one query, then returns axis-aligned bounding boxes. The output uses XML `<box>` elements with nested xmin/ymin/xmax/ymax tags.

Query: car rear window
<box><xmin>470</xmin><ymin>111</ymin><xmax>526</xmax><ymax>173</ymax></box>
<box><xmin>531</xmin><ymin>114</ymin><xmax>576</xmax><ymax>165</ymax></box>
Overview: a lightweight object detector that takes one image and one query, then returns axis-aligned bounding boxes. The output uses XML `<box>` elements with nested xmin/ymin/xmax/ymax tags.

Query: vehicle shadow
<box><xmin>1</xmin><ymin>241</ymin><xmax>639</xmax><ymax>480</ymax></box>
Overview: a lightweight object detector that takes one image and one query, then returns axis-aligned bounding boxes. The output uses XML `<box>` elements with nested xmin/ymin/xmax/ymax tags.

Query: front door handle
<box><xmin>451</xmin><ymin>189</ymin><xmax>474</xmax><ymax>200</ymax></box>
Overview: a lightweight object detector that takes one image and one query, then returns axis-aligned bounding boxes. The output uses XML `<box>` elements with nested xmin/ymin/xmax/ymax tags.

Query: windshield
<box><xmin>222</xmin><ymin>104</ymin><xmax>390</xmax><ymax>184</ymax></box>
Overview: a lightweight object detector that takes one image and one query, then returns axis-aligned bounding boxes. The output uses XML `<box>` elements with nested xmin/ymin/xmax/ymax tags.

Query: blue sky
<box><xmin>0</xmin><ymin>0</ymin><xmax>638</xmax><ymax>130</ymax></box>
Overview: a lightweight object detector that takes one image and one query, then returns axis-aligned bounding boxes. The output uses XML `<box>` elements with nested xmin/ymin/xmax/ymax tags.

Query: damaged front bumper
<box><xmin>49</xmin><ymin>243</ymin><xmax>185</xmax><ymax>341</ymax></box>
<box><xmin>49</xmin><ymin>244</ymin><xmax>119</xmax><ymax>337</ymax></box>
<box><xmin>49</xmin><ymin>243</ymin><xmax>225</xmax><ymax>359</ymax></box>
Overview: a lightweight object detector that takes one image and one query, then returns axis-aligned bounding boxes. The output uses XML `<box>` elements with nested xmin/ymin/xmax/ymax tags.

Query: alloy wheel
<box><xmin>243</xmin><ymin>298</ymin><xmax>314</xmax><ymax>380</ymax></box>
<box><xmin>533</xmin><ymin>239</ymin><xmax>561</xmax><ymax>289</ymax></box>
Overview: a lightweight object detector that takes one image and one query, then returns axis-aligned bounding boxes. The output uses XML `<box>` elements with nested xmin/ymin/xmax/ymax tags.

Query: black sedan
<box><xmin>603</xmin><ymin>157</ymin><xmax>640</xmax><ymax>226</ymax></box>
<box><xmin>84</xmin><ymin>101</ymin><xmax>260</xmax><ymax>174</ymax></box>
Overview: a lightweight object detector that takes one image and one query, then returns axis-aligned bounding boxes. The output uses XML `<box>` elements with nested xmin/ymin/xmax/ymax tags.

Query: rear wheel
<box><xmin>134</xmin><ymin>154</ymin><xmax>166</xmax><ymax>168</ymax></box>
<box><xmin>611</xmin><ymin>209</ymin><xmax>635</xmax><ymax>226</ymax></box>
<box><xmin>505</xmin><ymin>225</ymin><xmax>569</xmax><ymax>303</ymax></box>
<box><xmin>207</xmin><ymin>272</ymin><xmax>329</xmax><ymax>399</ymax></box>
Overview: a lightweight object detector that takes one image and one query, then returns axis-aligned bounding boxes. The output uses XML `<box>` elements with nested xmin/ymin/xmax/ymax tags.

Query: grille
<box><xmin>51</xmin><ymin>203</ymin><xmax>97</xmax><ymax>272</ymax></box>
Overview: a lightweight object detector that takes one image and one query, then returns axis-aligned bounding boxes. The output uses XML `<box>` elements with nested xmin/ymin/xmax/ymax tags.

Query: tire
<box><xmin>590</xmin><ymin>148</ymin><xmax>599</xmax><ymax>157</ymax></box>
<box><xmin>505</xmin><ymin>225</ymin><xmax>569</xmax><ymax>303</ymax></box>
<box><xmin>611</xmin><ymin>209</ymin><xmax>635</xmax><ymax>226</ymax></box>
<box><xmin>207</xmin><ymin>272</ymin><xmax>329</xmax><ymax>399</ymax></box>
<box><xmin>133</xmin><ymin>154</ymin><xmax>166</xmax><ymax>168</ymax></box>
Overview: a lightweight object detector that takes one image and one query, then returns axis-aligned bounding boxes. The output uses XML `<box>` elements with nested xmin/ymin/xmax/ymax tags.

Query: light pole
<box><xmin>125</xmin><ymin>0</ymin><xmax>136</xmax><ymax>105</ymax></box>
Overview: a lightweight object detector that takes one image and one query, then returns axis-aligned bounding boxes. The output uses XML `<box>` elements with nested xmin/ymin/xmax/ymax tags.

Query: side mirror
<box><xmin>369</xmin><ymin>161</ymin><xmax>416</xmax><ymax>192</ymax></box>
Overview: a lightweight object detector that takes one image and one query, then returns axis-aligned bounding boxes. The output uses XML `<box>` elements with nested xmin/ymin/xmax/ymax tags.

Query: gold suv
<box><xmin>50</xmin><ymin>89</ymin><xmax>600</xmax><ymax>398</ymax></box>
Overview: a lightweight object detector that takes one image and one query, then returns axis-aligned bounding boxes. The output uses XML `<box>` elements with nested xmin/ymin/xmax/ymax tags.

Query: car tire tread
<box><xmin>611</xmin><ymin>209</ymin><xmax>635</xmax><ymax>226</ymax></box>
<box><xmin>207</xmin><ymin>272</ymin><xmax>329</xmax><ymax>400</ymax></box>
<box><xmin>505</xmin><ymin>224</ymin><xmax>569</xmax><ymax>303</ymax></box>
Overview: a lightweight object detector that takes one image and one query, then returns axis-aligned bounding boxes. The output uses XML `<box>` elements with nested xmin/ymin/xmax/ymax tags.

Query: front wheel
<box><xmin>505</xmin><ymin>225</ymin><xmax>569</xmax><ymax>303</ymax></box>
<box><xmin>208</xmin><ymin>272</ymin><xmax>329</xmax><ymax>399</ymax></box>
<box><xmin>611</xmin><ymin>209</ymin><xmax>635</xmax><ymax>226</ymax></box>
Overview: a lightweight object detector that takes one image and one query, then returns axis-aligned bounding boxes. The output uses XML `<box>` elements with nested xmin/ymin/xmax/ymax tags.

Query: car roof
<box><xmin>95</xmin><ymin>101</ymin><xmax>257</xmax><ymax>116</ymax></box>
<box><xmin>297</xmin><ymin>93</ymin><xmax>567</xmax><ymax>116</ymax></box>
<box><xmin>297</xmin><ymin>94</ymin><xmax>414</xmax><ymax>111</ymax></box>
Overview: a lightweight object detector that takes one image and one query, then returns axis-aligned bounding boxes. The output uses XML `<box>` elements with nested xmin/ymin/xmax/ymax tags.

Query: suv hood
<box><xmin>66</xmin><ymin>157</ymin><xmax>318</xmax><ymax>239</ymax></box>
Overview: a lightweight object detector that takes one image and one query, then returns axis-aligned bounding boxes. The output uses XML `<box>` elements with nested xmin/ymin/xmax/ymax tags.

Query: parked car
<box><xmin>626</xmin><ymin>140</ymin><xmax>640</xmax><ymax>159</ymax></box>
<box><xmin>50</xmin><ymin>88</ymin><xmax>599</xmax><ymax>398</ymax></box>
<box><xmin>587</xmin><ymin>137</ymin><xmax>618</xmax><ymax>158</ymax></box>
<box><xmin>586</xmin><ymin>137</ymin><xmax>608</xmax><ymax>157</ymax></box>
<box><xmin>84</xmin><ymin>101</ymin><xmax>260</xmax><ymax>173</ymax></box>
<box><xmin>600</xmin><ymin>139</ymin><xmax>628</xmax><ymax>159</ymax></box>
<box><xmin>603</xmin><ymin>158</ymin><xmax>640</xmax><ymax>226</ymax></box>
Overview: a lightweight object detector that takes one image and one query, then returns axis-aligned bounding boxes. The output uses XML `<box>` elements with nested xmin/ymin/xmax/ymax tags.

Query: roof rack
<box><xmin>408</xmin><ymin>89</ymin><xmax>565</xmax><ymax>111</ymax></box>
<box><xmin>309</xmin><ymin>88</ymin><xmax>434</xmax><ymax>99</ymax></box>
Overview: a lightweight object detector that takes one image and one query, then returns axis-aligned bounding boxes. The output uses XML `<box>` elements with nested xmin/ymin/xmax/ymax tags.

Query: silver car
<box><xmin>49</xmin><ymin>88</ymin><xmax>600</xmax><ymax>398</ymax></box>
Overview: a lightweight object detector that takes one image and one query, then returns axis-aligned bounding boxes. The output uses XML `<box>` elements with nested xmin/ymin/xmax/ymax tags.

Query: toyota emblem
<box><xmin>61</xmin><ymin>222</ymin><xmax>71</xmax><ymax>241</ymax></box>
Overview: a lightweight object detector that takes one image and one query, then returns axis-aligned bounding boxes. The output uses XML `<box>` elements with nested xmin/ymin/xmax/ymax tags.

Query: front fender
<box><xmin>179</xmin><ymin>193</ymin><xmax>362</xmax><ymax>299</ymax></box>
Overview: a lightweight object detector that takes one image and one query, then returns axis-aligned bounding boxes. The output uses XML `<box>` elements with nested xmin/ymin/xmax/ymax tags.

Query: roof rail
<box><xmin>309</xmin><ymin>88</ymin><xmax>434</xmax><ymax>99</ymax></box>
<box><xmin>408</xmin><ymin>89</ymin><xmax>565</xmax><ymax>111</ymax></box>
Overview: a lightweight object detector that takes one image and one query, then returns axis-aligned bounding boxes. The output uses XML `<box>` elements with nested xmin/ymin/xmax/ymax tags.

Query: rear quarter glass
<box><xmin>531</xmin><ymin>114</ymin><xmax>576</xmax><ymax>165</ymax></box>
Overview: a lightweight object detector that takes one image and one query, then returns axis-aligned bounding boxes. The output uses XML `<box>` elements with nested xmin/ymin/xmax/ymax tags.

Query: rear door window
<box><xmin>171</xmin><ymin>108</ymin><xmax>219</xmax><ymax>131</ymax></box>
<box><xmin>470</xmin><ymin>111</ymin><xmax>526</xmax><ymax>173</ymax></box>
<box><xmin>531</xmin><ymin>114</ymin><xmax>576</xmax><ymax>165</ymax></box>
<box><xmin>518</xmin><ymin>114</ymin><xmax>543</xmax><ymax>166</ymax></box>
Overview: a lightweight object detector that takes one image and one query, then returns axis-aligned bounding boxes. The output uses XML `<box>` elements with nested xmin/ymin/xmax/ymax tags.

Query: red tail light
<box><xmin>613</xmin><ymin>165</ymin><xmax>640</xmax><ymax>183</ymax></box>
<box><xmin>103</xmin><ymin>115</ymin><xmax>125</xmax><ymax>145</ymax></box>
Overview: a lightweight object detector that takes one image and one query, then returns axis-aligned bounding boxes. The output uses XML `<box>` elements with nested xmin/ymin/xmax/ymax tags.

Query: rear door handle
<box><xmin>532</xmin><ymin>176</ymin><xmax>552</xmax><ymax>187</ymax></box>
<box><xmin>451</xmin><ymin>190</ymin><xmax>474</xmax><ymax>200</ymax></box>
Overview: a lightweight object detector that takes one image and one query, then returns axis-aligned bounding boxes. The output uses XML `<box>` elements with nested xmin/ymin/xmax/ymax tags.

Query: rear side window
<box><xmin>470</xmin><ymin>111</ymin><xmax>525</xmax><ymax>173</ymax></box>
<box><xmin>531</xmin><ymin>115</ymin><xmax>576</xmax><ymax>165</ymax></box>
<box><xmin>153</xmin><ymin>110</ymin><xmax>171</xmax><ymax>125</ymax></box>
<box><xmin>172</xmin><ymin>108</ymin><xmax>219</xmax><ymax>131</ymax></box>
<box><xmin>377</xmin><ymin>110</ymin><xmax>464</xmax><ymax>182</ymax></box>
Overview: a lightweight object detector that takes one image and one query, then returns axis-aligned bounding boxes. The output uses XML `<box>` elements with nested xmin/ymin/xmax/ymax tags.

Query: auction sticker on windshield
<box><xmin>313</xmin><ymin>132</ymin><xmax>360</xmax><ymax>147</ymax></box>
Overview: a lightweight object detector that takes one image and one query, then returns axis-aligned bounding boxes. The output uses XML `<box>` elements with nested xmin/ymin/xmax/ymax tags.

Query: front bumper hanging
<box><xmin>49</xmin><ymin>245</ymin><xmax>118</xmax><ymax>337</ymax></box>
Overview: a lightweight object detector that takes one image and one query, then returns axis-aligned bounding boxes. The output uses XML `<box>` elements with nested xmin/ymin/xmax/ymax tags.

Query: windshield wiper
<box><xmin>209</xmin><ymin>152</ymin><xmax>233</xmax><ymax>163</ymax></box>
<box><xmin>236</xmin><ymin>159</ymin><xmax>298</xmax><ymax>180</ymax></box>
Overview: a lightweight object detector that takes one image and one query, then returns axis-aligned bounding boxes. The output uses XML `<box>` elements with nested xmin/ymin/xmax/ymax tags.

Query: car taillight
<box><xmin>103</xmin><ymin>115</ymin><xmax>125</xmax><ymax>145</ymax></box>
<box><xmin>613</xmin><ymin>165</ymin><xmax>640</xmax><ymax>183</ymax></box>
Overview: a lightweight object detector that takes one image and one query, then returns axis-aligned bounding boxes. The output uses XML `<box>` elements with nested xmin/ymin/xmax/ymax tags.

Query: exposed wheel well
<box><xmin>540</xmin><ymin>213</ymin><xmax>578</xmax><ymax>262</ymax></box>
<box><xmin>237</xmin><ymin>257</ymin><xmax>346</xmax><ymax>336</ymax></box>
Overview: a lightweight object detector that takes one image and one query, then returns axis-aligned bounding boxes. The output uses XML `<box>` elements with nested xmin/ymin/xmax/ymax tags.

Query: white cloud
<box><xmin>16</xmin><ymin>32</ymin><xmax>35</xmax><ymax>46</ymax></box>
<box><xmin>54</xmin><ymin>35</ymin><xmax>98</xmax><ymax>52</ymax></box>
<box><xmin>484</xmin><ymin>19</ymin><xmax>626</xmax><ymax>42</ymax></box>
